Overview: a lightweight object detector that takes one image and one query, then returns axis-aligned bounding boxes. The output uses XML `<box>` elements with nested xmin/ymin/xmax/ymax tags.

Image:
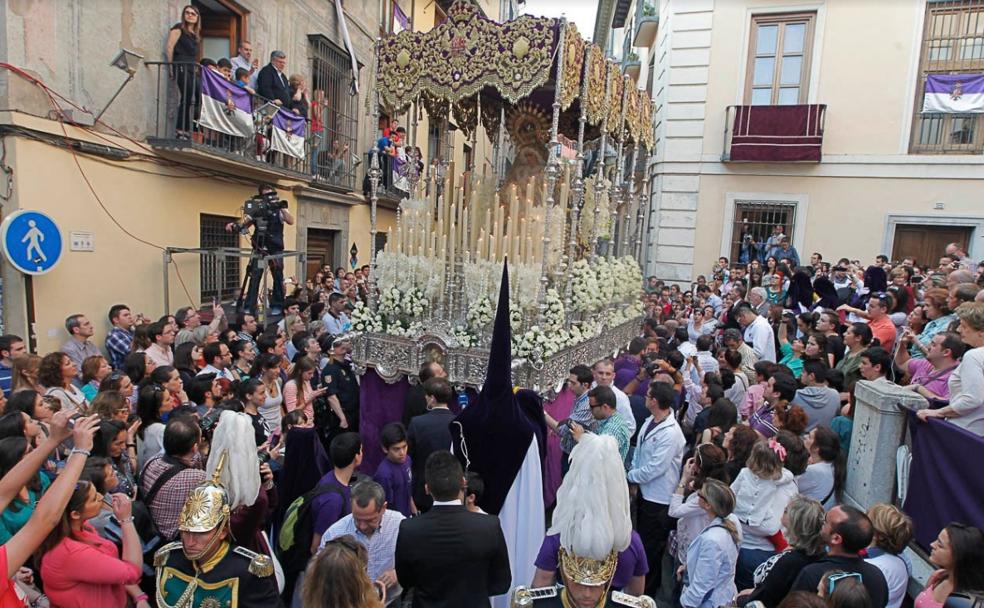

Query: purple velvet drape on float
<box><xmin>359</xmin><ymin>370</ymin><xmax>411</xmax><ymax>475</ymax></box>
<box><xmin>903</xmin><ymin>410</ymin><xmax>984</xmax><ymax>551</ymax></box>
<box><xmin>358</xmin><ymin>368</ymin><xmax>470</xmax><ymax>474</ymax></box>
<box><xmin>543</xmin><ymin>388</ymin><xmax>574</xmax><ymax>508</ymax></box>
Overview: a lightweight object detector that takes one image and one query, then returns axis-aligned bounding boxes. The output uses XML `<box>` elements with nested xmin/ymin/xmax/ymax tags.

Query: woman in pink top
<box><xmin>38</xmin><ymin>480</ymin><xmax>144</xmax><ymax>608</ymax></box>
<box><xmin>283</xmin><ymin>356</ymin><xmax>327</xmax><ymax>420</ymax></box>
<box><xmin>914</xmin><ymin>523</ymin><xmax>984</xmax><ymax>608</ymax></box>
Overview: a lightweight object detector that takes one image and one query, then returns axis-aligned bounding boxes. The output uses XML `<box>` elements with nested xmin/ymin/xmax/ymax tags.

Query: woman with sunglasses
<box><xmin>37</xmin><ymin>479</ymin><xmax>144</xmax><ymax>608</ymax></box>
<box><xmin>679</xmin><ymin>479</ymin><xmax>742</xmax><ymax>608</ymax></box>
<box><xmin>915</xmin><ymin>523</ymin><xmax>984</xmax><ymax>608</ymax></box>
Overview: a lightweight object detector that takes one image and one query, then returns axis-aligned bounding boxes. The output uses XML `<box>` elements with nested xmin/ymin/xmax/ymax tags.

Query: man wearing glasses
<box><xmin>839</xmin><ymin>294</ymin><xmax>896</xmax><ymax>352</ymax></box>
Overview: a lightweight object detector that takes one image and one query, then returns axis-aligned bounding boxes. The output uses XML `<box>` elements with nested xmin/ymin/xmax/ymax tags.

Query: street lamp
<box><xmin>94</xmin><ymin>49</ymin><xmax>144</xmax><ymax>123</ymax></box>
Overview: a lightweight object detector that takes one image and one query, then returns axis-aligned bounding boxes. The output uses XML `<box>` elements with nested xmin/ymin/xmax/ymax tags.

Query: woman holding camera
<box><xmin>38</xmin><ymin>480</ymin><xmax>144</xmax><ymax>608</ymax></box>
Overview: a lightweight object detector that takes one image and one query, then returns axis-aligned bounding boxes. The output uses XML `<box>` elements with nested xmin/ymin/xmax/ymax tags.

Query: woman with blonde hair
<box><xmin>302</xmin><ymin>534</ymin><xmax>384</xmax><ymax>608</ymax></box>
<box><xmin>679</xmin><ymin>479</ymin><xmax>741</xmax><ymax>608</ymax></box>
<box><xmin>864</xmin><ymin>504</ymin><xmax>913</xmax><ymax>608</ymax></box>
<box><xmin>737</xmin><ymin>495</ymin><xmax>826</xmax><ymax>606</ymax></box>
<box><xmin>10</xmin><ymin>354</ymin><xmax>42</xmax><ymax>394</ymax></box>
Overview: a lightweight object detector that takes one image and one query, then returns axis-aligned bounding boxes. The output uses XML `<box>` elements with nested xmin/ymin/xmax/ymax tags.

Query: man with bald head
<box><xmin>945</xmin><ymin>242</ymin><xmax>974</xmax><ymax>270</ymax></box>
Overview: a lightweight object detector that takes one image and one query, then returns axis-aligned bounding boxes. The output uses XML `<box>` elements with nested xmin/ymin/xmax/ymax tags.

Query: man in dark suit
<box><xmin>402</xmin><ymin>361</ymin><xmax>446</xmax><ymax>426</ymax></box>
<box><xmin>256</xmin><ymin>50</ymin><xmax>291</xmax><ymax>106</ymax></box>
<box><xmin>406</xmin><ymin>377</ymin><xmax>455</xmax><ymax>512</ymax></box>
<box><xmin>395</xmin><ymin>451</ymin><xmax>511</xmax><ymax>608</ymax></box>
<box><xmin>723</xmin><ymin>284</ymin><xmax>747</xmax><ymax>331</ymax></box>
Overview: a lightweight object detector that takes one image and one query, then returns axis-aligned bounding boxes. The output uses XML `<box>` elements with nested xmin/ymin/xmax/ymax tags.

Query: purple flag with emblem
<box><xmin>199</xmin><ymin>66</ymin><xmax>254</xmax><ymax>137</ymax></box>
<box><xmin>922</xmin><ymin>73</ymin><xmax>984</xmax><ymax>113</ymax></box>
<box><xmin>270</xmin><ymin>109</ymin><xmax>307</xmax><ymax>159</ymax></box>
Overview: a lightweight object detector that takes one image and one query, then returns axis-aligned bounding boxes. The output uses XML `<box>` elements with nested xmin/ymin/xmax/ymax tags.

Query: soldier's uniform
<box><xmin>153</xmin><ymin>450</ymin><xmax>283</xmax><ymax>608</ymax></box>
<box><xmin>508</xmin><ymin>434</ymin><xmax>655</xmax><ymax>608</ymax></box>
<box><xmin>155</xmin><ymin>541</ymin><xmax>281</xmax><ymax>608</ymax></box>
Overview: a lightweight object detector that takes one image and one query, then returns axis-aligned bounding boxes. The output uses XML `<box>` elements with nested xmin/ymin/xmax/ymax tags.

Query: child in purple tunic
<box><xmin>373</xmin><ymin>422</ymin><xmax>414</xmax><ymax>517</ymax></box>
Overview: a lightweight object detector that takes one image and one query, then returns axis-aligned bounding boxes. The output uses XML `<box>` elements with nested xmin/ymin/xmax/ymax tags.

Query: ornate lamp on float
<box><xmin>352</xmin><ymin>1</ymin><xmax>656</xmax><ymax>398</ymax></box>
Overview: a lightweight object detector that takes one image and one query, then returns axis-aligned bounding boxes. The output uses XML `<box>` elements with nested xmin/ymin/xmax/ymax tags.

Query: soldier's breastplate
<box><xmin>158</xmin><ymin>566</ymin><xmax>240</xmax><ymax>608</ymax></box>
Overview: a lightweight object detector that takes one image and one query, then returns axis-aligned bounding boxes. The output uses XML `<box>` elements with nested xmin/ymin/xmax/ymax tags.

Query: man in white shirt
<box><xmin>229</xmin><ymin>40</ymin><xmax>259</xmax><ymax>87</ymax></box>
<box><xmin>320</xmin><ymin>480</ymin><xmax>404</xmax><ymax>606</ymax></box>
<box><xmin>738</xmin><ymin>306</ymin><xmax>777</xmax><ymax>363</ymax></box>
<box><xmin>592</xmin><ymin>359</ymin><xmax>636</xmax><ymax>439</ymax></box>
<box><xmin>627</xmin><ymin>381</ymin><xmax>686</xmax><ymax>597</ymax></box>
<box><xmin>145</xmin><ymin>320</ymin><xmax>175</xmax><ymax>367</ymax></box>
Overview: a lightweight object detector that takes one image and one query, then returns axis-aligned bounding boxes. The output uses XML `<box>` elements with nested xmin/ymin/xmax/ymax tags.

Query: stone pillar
<box><xmin>843</xmin><ymin>379</ymin><xmax>928</xmax><ymax>511</ymax></box>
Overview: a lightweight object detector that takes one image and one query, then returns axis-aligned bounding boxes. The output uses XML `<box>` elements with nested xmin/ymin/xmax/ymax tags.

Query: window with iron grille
<box><xmin>200</xmin><ymin>214</ymin><xmax>240</xmax><ymax>304</ymax></box>
<box><xmin>309</xmin><ymin>35</ymin><xmax>360</xmax><ymax>189</ymax></box>
<box><xmin>910</xmin><ymin>0</ymin><xmax>984</xmax><ymax>153</ymax></box>
<box><xmin>729</xmin><ymin>201</ymin><xmax>797</xmax><ymax>265</ymax></box>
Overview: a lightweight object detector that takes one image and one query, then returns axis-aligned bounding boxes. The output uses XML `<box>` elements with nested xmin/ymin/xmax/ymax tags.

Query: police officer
<box><xmin>320</xmin><ymin>335</ymin><xmax>359</xmax><ymax>448</ymax></box>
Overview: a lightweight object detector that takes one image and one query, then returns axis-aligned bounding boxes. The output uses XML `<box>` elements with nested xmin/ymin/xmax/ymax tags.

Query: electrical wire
<box><xmin>0</xmin><ymin>63</ymin><xmax>210</xmax><ymax>307</ymax></box>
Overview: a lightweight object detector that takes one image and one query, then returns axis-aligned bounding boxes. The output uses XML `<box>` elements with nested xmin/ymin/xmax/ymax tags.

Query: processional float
<box><xmin>353</xmin><ymin>1</ymin><xmax>655</xmax><ymax>396</ymax></box>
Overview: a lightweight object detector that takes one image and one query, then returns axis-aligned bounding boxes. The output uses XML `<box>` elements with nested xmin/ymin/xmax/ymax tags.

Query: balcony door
<box><xmin>745</xmin><ymin>13</ymin><xmax>816</xmax><ymax>105</ymax></box>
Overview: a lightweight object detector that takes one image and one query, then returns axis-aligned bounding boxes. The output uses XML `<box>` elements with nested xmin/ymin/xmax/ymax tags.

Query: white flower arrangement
<box><xmin>513</xmin><ymin>324</ymin><xmax>566</xmax><ymax>360</ymax></box>
<box><xmin>385</xmin><ymin>320</ymin><xmax>424</xmax><ymax>338</ymax></box>
<box><xmin>466</xmin><ymin>297</ymin><xmax>494</xmax><ymax>331</ymax></box>
<box><xmin>594</xmin><ymin>257</ymin><xmax>615</xmax><ymax>306</ymax></box>
<box><xmin>543</xmin><ymin>288</ymin><xmax>566</xmax><ymax>332</ymax></box>
<box><xmin>612</xmin><ymin>256</ymin><xmax>644</xmax><ymax>302</ymax></box>
<box><xmin>451</xmin><ymin>325</ymin><xmax>479</xmax><ymax>348</ymax></box>
<box><xmin>570</xmin><ymin>259</ymin><xmax>599</xmax><ymax>312</ymax></box>
<box><xmin>378</xmin><ymin>286</ymin><xmax>428</xmax><ymax>330</ymax></box>
<box><xmin>350</xmin><ymin>301</ymin><xmax>382</xmax><ymax>333</ymax></box>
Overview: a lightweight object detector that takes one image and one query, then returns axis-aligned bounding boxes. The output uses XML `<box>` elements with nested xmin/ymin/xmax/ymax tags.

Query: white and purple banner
<box><xmin>199</xmin><ymin>67</ymin><xmax>254</xmax><ymax>137</ymax></box>
<box><xmin>923</xmin><ymin>73</ymin><xmax>984</xmax><ymax>114</ymax></box>
<box><xmin>270</xmin><ymin>109</ymin><xmax>307</xmax><ymax>159</ymax></box>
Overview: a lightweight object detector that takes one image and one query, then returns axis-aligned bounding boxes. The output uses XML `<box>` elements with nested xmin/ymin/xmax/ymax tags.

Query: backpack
<box><xmin>277</xmin><ymin>480</ymin><xmax>350</xmax><ymax>573</ymax></box>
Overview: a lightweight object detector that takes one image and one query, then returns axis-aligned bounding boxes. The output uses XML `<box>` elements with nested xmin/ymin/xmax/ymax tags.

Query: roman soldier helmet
<box><xmin>178</xmin><ymin>450</ymin><xmax>231</xmax><ymax>535</ymax></box>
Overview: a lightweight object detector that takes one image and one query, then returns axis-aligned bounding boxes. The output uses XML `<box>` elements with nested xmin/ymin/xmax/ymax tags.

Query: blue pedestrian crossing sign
<box><xmin>0</xmin><ymin>210</ymin><xmax>63</xmax><ymax>275</ymax></box>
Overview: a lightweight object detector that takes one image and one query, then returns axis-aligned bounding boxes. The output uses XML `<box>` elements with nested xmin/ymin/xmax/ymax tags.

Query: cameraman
<box><xmin>226</xmin><ymin>184</ymin><xmax>296</xmax><ymax>316</ymax></box>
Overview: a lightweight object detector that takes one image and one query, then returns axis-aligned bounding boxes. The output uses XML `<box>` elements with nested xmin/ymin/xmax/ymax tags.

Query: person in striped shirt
<box><xmin>571</xmin><ymin>385</ymin><xmax>630</xmax><ymax>467</ymax></box>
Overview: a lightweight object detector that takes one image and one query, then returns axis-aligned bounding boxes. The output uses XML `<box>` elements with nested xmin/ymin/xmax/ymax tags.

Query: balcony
<box><xmin>723</xmin><ymin>104</ymin><xmax>826</xmax><ymax>163</ymax></box>
<box><xmin>632</xmin><ymin>2</ymin><xmax>659</xmax><ymax>48</ymax></box>
<box><xmin>624</xmin><ymin>51</ymin><xmax>641</xmax><ymax>81</ymax></box>
<box><xmin>144</xmin><ymin>61</ymin><xmax>367</xmax><ymax>194</ymax></box>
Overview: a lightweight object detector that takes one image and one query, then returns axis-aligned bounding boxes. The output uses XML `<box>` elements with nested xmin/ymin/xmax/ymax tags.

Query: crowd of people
<box><xmin>165</xmin><ymin>4</ymin><xmax>354</xmax><ymax>182</ymax></box>
<box><xmin>0</xmin><ymin>230</ymin><xmax>981</xmax><ymax>608</ymax></box>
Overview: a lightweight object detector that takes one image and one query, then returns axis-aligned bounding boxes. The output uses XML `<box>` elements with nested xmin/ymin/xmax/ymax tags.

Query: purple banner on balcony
<box><xmin>923</xmin><ymin>73</ymin><xmax>984</xmax><ymax>114</ymax></box>
<box><xmin>903</xmin><ymin>410</ymin><xmax>984</xmax><ymax>551</ymax></box>
<box><xmin>199</xmin><ymin>66</ymin><xmax>254</xmax><ymax>138</ymax></box>
<box><xmin>270</xmin><ymin>109</ymin><xmax>307</xmax><ymax>159</ymax></box>
<box><xmin>729</xmin><ymin>104</ymin><xmax>825</xmax><ymax>162</ymax></box>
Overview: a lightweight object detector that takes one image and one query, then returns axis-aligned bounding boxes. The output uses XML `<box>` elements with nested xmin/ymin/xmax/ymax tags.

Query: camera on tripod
<box><xmin>243</xmin><ymin>190</ymin><xmax>288</xmax><ymax>222</ymax></box>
